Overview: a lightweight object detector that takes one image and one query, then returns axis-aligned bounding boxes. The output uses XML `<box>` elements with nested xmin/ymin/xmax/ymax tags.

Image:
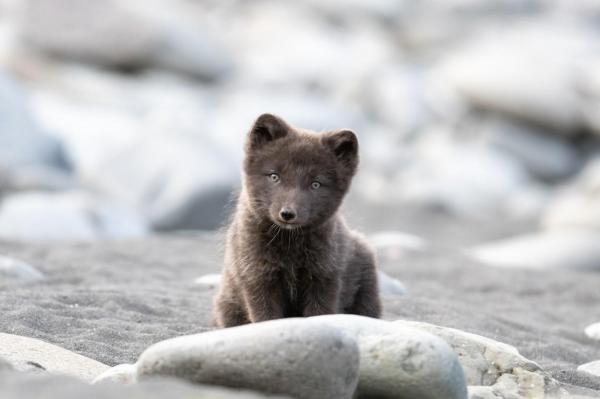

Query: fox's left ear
<box><xmin>324</xmin><ymin>129</ymin><xmax>359</xmax><ymax>170</ymax></box>
<box><xmin>247</xmin><ymin>113</ymin><xmax>290</xmax><ymax>150</ymax></box>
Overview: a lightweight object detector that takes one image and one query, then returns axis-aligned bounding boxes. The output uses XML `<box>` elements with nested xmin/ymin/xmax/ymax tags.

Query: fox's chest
<box><xmin>262</xmin><ymin>237</ymin><xmax>319</xmax><ymax>268</ymax></box>
<box><xmin>277</xmin><ymin>265</ymin><xmax>312</xmax><ymax>317</ymax></box>
<box><xmin>266</xmin><ymin>250</ymin><xmax>320</xmax><ymax>316</ymax></box>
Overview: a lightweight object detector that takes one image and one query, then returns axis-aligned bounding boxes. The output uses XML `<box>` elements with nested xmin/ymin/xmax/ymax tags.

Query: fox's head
<box><xmin>243</xmin><ymin>113</ymin><xmax>359</xmax><ymax>229</ymax></box>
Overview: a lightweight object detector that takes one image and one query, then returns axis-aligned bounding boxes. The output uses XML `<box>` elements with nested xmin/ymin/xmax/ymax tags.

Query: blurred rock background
<box><xmin>0</xmin><ymin>0</ymin><xmax>599</xmax><ymax>270</ymax></box>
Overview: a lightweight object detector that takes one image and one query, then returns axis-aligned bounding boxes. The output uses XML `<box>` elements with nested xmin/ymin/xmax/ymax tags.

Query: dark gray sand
<box><xmin>0</xmin><ymin>226</ymin><xmax>599</xmax><ymax>396</ymax></box>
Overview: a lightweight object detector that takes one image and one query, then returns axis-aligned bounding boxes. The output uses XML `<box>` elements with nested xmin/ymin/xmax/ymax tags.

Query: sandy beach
<box><xmin>1</xmin><ymin>224</ymin><xmax>599</xmax><ymax>396</ymax></box>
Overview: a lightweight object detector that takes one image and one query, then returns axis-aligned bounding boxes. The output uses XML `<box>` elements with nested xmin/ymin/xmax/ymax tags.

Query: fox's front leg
<box><xmin>302</xmin><ymin>276</ymin><xmax>341</xmax><ymax>317</ymax></box>
<box><xmin>242</xmin><ymin>272</ymin><xmax>285</xmax><ymax>322</ymax></box>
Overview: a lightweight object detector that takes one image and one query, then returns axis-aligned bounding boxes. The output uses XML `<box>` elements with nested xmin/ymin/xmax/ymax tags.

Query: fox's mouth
<box><xmin>273</xmin><ymin>219</ymin><xmax>301</xmax><ymax>229</ymax></box>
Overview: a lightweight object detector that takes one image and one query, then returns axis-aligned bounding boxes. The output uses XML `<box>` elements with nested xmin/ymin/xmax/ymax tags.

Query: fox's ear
<box><xmin>247</xmin><ymin>113</ymin><xmax>289</xmax><ymax>150</ymax></box>
<box><xmin>324</xmin><ymin>129</ymin><xmax>359</xmax><ymax>168</ymax></box>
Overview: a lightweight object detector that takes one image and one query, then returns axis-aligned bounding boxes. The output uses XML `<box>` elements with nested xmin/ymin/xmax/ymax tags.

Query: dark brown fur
<box><xmin>213</xmin><ymin>113</ymin><xmax>381</xmax><ymax>327</ymax></box>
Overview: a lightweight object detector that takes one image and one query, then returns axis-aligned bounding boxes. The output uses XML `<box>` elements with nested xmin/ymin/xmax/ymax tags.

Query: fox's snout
<box><xmin>279</xmin><ymin>207</ymin><xmax>297</xmax><ymax>222</ymax></box>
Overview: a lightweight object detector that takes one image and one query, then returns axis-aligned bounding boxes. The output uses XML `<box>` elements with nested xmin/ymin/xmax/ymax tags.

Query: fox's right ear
<box><xmin>247</xmin><ymin>113</ymin><xmax>289</xmax><ymax>150</ymax></box>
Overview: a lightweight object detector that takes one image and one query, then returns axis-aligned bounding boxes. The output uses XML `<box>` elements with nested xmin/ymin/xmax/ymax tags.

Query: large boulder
<box><xmin>27</xmin><ymin>68</ymin><xmax>235</xmax><ymax>231</ymax></box>
<box><xmin>101</xmin><ymin>318</ymin><xmax>360</xmax><ymax>399</ymax></box>
<box><xmin>395</xmin><ymin>321</ymin><xmax>563</xmax><ymax>398</ymax></box>
<box><xmin>398</xmin><ymin>321</ymin><xmax>541</xmax><ymax>385</ymax></box>
<box><xmin>96</xmin><ymin>316</ymin><xmax>468</xmax><ymax>399</ymax></box>
<box><xmin>480</xmin><ymin>119</ymin><xmax>581</xmax><ymax>182</ymax></box>
<box><xmin>224</xmin><ymin>2</ymin><xmax>392</xmax><ymax>89</ymax></box>
<box><xmin>300</xmin><ymin>0</ymin><xmax>403</xmax><ymax>23</ymax></box>
<box><xmin>0</xmin><ymin>72</ymin><xmax>70</xmax><ymax>191</ymax></box>
<box><xmin>315</xmin><ymin>317</ymin><xmax>562</xmax><ymax>397</ymax></box>
<box><xmin>390</xmin><ymin>0</ymin><xmax>543</xmax><ymax>53</ymax></box>
<box><xmin>0</xmin><ymin>333</ymin><xmax>109</xmax><ymax>382</ymax></box>
<box><xmin>86</xmin><ymin>131</ymin><xmax>237</xmax><ymax>231</ymax></box>
<box><xmin>362</xmin><ymin>65</ymin><xmax>433</xmax><ymax>135</ymax></box>
<box><xmin>9</xmin><ymin>0</ymin><xmax>233</xmax><ymax>80</ymax></box>
<box><xmin>434</xmin><ymin>23</ymin><xmax>598</xmax><ymax>134</ymax></box>
<box><xmin>384</xmin><ymin>130</ymin><xmax>532</xmax><ymax>218</ymax></box>
<box><xmin>311</xmin><ymin>315</ymin><xmax>468</xmax><ymax>399</ymax></box>
<box><xmin>0</xmin><ymin>190</ymin><xmax>147</xmax><ymax>241</ymax></box>
<box><xmin>468</xmin><ymin>229</ymin><xmax>600</xmax><ymax>271</ymax></box>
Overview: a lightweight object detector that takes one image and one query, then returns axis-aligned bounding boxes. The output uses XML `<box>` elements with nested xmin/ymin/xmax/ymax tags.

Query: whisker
<box><xmin>266</xmin><ymin>224</ymin><xmax>281</xmax><ymax>247</ymax></box>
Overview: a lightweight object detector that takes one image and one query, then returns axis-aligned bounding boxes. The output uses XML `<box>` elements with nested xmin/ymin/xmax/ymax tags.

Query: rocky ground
<box><xmin>1</xmin><ymin>226</ymin><xmax>599</xmax><ymax>398</ymax></box>
<box><xmin>1</xmin><ymin>0</ymin><xmax>600</xmax><ymax>245</ymax></box>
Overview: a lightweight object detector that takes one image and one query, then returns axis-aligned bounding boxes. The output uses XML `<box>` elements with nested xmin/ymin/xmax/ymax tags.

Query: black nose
<box><xmin>280</xmin><ymin>208</ymin><xmax>296</xmax><ymax>222</ymax></box>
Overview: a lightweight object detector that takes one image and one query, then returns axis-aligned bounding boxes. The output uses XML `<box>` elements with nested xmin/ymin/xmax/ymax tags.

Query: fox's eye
<box><xmin>268</xmin><ymin>173</ymin><xmax>280</xmax><ymax>183</ymax></box>
<box><xmin>311</xmin><ymin>181</ymin><xmax>321</xmax><ymax>190</ymax></box>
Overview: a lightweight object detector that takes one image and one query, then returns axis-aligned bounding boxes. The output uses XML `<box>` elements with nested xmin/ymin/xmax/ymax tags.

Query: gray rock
<box><xmin>371</xmin><ymin>230</ymin><xmax>428</xmax><ymax>252</ymax></box>
<box><xmin>0</xmin><ymin>333</ymin><xmax>109</xmax><ymax>382</ymax></box>
<box><xmin>301</xmin><ymin>0</ymin><xmax>403</xmax><ymax>23</ymax></box>
<box><xmin>0</xmin><ymin>71</ymin><xmax>70</xmax><ymax>174</ymax></box>
<box><xmin>223</xmin><ymin>2</ymin><xmax>391</xmax><ymax>91</ymax></box>
<box><xmin>356</xmin><ymin>333</ymin><xmax>465</xmax><ymax>399</ymax></box>
<box><xmin>389</xmin><ymin>0</ymin><xmax>542</xmax><ymax>52</ymax></box>
<box><xmin>397</xmin><ymin>321</ymin><xmax>563</xmax><ymax>397</ymax></box>
<box><xmin>11</xmin><ymin>0</ymin><xmax>233</xmax><ymax>80</ymax></box>
<box><xmin>468</xmin><ymin>385</ymin><xmax>502</xmax><ymax>399</ymax></box>
<box><xmin>117</xmin><ymin>316</ymin><xmax>467</xmax><ymax>398</ymax></box>
<box><xmin>468</xmin><ymin>375</ymin><xmax>521</xmax><ymax>399</ymax></box>
<box><xmin>585</xmin><ymin>323</ymin><xmax>600</xmax><ymax>341</ymax></box>
<box><xmin>13</xmin><ymin>0</ymin><xmax>154</xmax><ymax>67</ymax></box>
<box><xmin>399</xmin><ymin>321</ymin><xmax>540</xmax><ymax>386</ymax></box>
<box><xmin>93</xmin><ymin>364</ymin><xmax>137</xmax><ymax>384</ymax></box>
<box><xmin>25</xmin><ymin>66</ymin><xmax>235</xmax><ymax>231</ymax></box>
<box><xmin>543</xmin><ymin>193</ymin><xmax>600</xmax><ymax>232</ymax></box>
<box><xmin>434</xmin><ymin>24</ymin><xmax>598</xmax><ymax>134</ymax></box>
<box><xmin>1</xmin><ymin>166</ymin><xmax>74</xmax><ymax>193</ymax></box>
<box><xmin>578</xmin><ymin>58</ymin><xmax>600</xmax><ymax>136</ymax></box>
<box><xmin>194</xmin><ymin>273</ymin><xmax>222</xmax><ymax>289</ymax></box>
<box><xmin>88</xmin><ymin>132</ymin><xmax>236</xmax><ymax>231</ymax></box>
<box><xmin>310</xmin><ymin>315</ymin><xmax>468</xmax><ymax>399</ymax></box>
<box><xmin>0</xmin><ymin>357</ymin><xmax>13</xmax><ymax>371</ymax></box>
<box><xmin>0</xmin><ymin>191</ymin><xmax>148</xmax><ymax>242</ymax></box>
<box><xmin>578</xmin><ymin>361</ymin><xmax>600</xmax><ymax>378</ymax></box>
<box><xmin>543</xmin><ymin>158</ymin><xmax>600</xmax><ymax>231</ymax></box>
<box><xmin>467</xmin><ymin>371</ymin><xmax>554</xmax><ymax>399</ymax></box>
<box><xmin>149</xmin><ymin>22</ymin><xmax>233</xmax><ymax>81</ymax></box>
<box><xmin>389</xmin><ymin>131</ymin><xmax>530</xmax><ymax>218</ymax></box>
<box><xmin>377</xmin><ymin>271</ymin><xmax>407</xmax><ymax>296</ymax></box>
<box><xmin>364</xmin><ymin>66</ymin><xmax>433</xmax><ymax>135</ymax></box>
<box><xmin>2</xmin><ymin>371</ymin><xmax>285</xmax><ymax>399</ymax></box>
<box><xmin>481</xmin><ymin>119</ymin><xmax>581</xmax><ymax>182</ymax></box>
<box><xmin>136</xmin><ymin>318</ymin><xmax>360</xmax><ymax>399</ymax></box>
<box><xmin>0</xmin><ymin>255</ymin><xmax>44</xmax><ymax>282</ymax></box>
<box><xmin>371</xmin><ymin>230</ymin><xmax>427</xmax><ymax>273</ymax></box>
<box><xmin>468</xmin><ymin>229</ymin><xmax>600</xmax><ymax>271</ymax></box>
